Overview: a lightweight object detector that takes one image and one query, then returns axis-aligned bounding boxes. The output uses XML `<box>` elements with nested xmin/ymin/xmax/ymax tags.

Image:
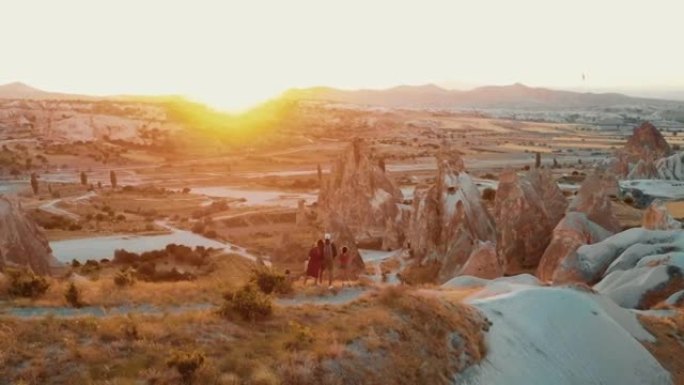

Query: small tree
<box><xmin>534</xmin><ymin>152</ymin><xmax>541</xmax><ymax>169</ymax></box>
<box><xmin>80</xmin><ymin>171</ymin><xmax>88</xmax><ymax>186</ymax></box>
<box><xmin>65</xmin><ymin>282</ymin><xmax>82</xmax><ymax>308</ymax></box>
<box><xmin>110</xmin><ymin>170</ymin><xmax>117</xmax><ymax>189</ymax></box>
<box><xmin>30</xmin><ymin>173</ymin><xmax>39</xmax><ymax>195</ymax></box>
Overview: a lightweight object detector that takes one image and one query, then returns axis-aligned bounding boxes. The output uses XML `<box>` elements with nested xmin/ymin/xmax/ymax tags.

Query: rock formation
<box><xmin>655</xmin><ymin>151</ymin><xmax>684</xmax><ymax>180</ymax></box>
<box><xmin>642</xmin><ymin>200</ymin><xmax>681</xmax><ymax>230</ymax></box>
<box><xmin>0</xmin><ymin>197</ymin><xmax>56</xmax><ymax>275</ymax></box>
<box><xmin>318</xmin><ymin>138</ymin><xmax>406</xmax><ymax>248</ymax></box>
<box><xmin>458</xmin><ymin>241</ymin><xmax>502</xmax><ymax>279</ymax></box>
<box><xmin>626</xmin><ymin>159</ymin><xmax>659</xmax><ymax>179</ymax></box>
<box><xmin>567</xmin><ymin>171</ymin><xmax>621</xmax><ymax>232</ymax></box>
<box><xmin>611</xmin><ymin>122</ymin><xmax>672</xmax><ymax>178</ymax></box>
<box><xmin>494</xmin><ymin>168</ymin><xmax>567</xmax><ymax>274</ymax></box>
<box><xmin>622</xmin><ymin>121</ymin><xmax>671</xmax><ymax>163</ymax></box>
<box><xmin>590</xmin><ymin>229</ymin><xmax>684</xmax><ymax>309</ymax></box>
<box><xmin>407</xmin><ymin>150</ymin><xmax>496</xmax><ymax>282</ymax></box>
<box><xmin>537</xmin><ymin>212</ymin><xmax>613</xmax><ymax>282</ymax></box>
<box><xmin>327</xmin><ymin>217</ymin><xmax>365</xmax><ymax>271</ymax></box>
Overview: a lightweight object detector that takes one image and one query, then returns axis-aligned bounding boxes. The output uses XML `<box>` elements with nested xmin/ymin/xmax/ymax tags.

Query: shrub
<box><xmin>220</xmin><ymin>284</ymin><xmax>272</xmax><ymax>322</ymax></box>
<box><xmin>284</xmin><ymin>321</ymin><xmax>314</xmax><ymax>351</ymax></box>
<box><xmin>481</xmin><ymin>187</ymin><xmax>496</xmax><ymax>201</ymax></box>
<box><xmin>5</xmin><ymin>268</ymin><xmax>50</xmax><ymax>298</ymax></box>
<box><xmin>167</xmin><ymin>350</ymin><xmax>206</xmax><ymax>385</ymax></box>
<box><xmin>250</xmin><ymin>268</ymin><xmax>292</xmax><ymax>295</ymax></box>
<box><xmin>114</xmin><ymin>268</ymin><xmax>136</xmax><ymax>287</ymax></box>
<box><xmin>64</xmin><ymin>282</ymin><xmax>82</xmax><ymax>308</ymax></box>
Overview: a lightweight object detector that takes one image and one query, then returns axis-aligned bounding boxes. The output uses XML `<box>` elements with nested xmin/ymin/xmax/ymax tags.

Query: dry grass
<box><xmin>0</xmin><ymin>286</ymin><xmax>487</xmax><ymax>385</ymax></box>
<box><xmin>1</xmin><ymin>253</ymin><xmax>255</xmax><ymax>308</ymax></box>
<box><xmin>639</xmin><ymin>310</ymin><xmax>684</xmax><ymax>385</ymax></box>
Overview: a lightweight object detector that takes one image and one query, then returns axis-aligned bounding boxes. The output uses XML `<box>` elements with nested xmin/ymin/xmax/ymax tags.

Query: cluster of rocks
<box><xmin>319</xmin><ymin>134</ymin><xmax>683</xmax><ymax>307</ymax></box>
<box><xmin>0</xmin><ymin>197</ymin><xmax>56</xmax><ymax>275</ymax></box>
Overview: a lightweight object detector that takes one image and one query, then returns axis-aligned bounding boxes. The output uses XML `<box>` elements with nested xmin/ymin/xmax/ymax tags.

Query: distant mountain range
<box><xmin>2</xmin><ymin>81</ymin><xmax>683</xmax><ymax>110</ymax></box>
<box><xmin>283</xmin><ymin>83</ymin><xmax>684</xmax><ymax>109</ymax></box>
<box><xmin>0</xmin><ymin>82</ymin><xmax>95</xmax><ymax>100</ymax></box>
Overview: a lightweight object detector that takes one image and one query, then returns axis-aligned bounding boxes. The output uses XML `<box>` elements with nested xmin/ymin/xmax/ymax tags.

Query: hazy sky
<box><xmin>2</xmin><ymin>0</ymin><xmax>683</xmax><ymax>110</ymax></box>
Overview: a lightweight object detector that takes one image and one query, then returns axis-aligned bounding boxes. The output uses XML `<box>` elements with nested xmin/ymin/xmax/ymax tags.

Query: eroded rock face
<box><xmin>458</xmin><ymin>241</ymin><xmax>502</xmax><ymax>279</ymax></box>
<box><xmin>612</xmin><ymin>122</ymin><xmax>672</xmax><ymax>178</ymax></box>
<box><xmin>589</xmin><ymin>229</ymin><xmax>684</xmax><ymax>309</ymax></box>
<box><xmin>494</xmin><ymin>168</ymin><xmax>567</xmax><ymax>274</ymax></box>
<box><xmin>408</xmin><ymin>152</ymin><xmax>496</xmax><ymax>282</ymax></box>
<box><xmin>655</xmin><ymin>151</ymin><xmax>684</xmax><ymax>180</ymax></box>
<box><xmin>642</xmin><ymin>200</ymin><xmax>682</xmax><ymax>230</ymax></box>
<box><xmin>537</xmin><ymin>212</ymin><xmax>613</xmax><ymax>282</ymax></box>
<box><xmin>623</xmin><ymin>121</ymin><xmax>671</xmax><ymax>163</ymax></box>
<box><xmin>0</xmin><ymin>197</ymin><xmax>56</xmax><ymax>275</ymax></box>
<box><xmin>567</xmin><ymin>171</ymin><xmax>621</xmax><ymax>233</ymax></box>
<box><xmin>327</xmin><ymin>217</ymin><xmax>365</xmax><ymax>270</ymax></box>
<box><xmin>318</xmin><ymin>138</ymin><xmax>405</xmax><ymax>248</ymax></box>
<box><xmin>627</xmin><ymin>159</ymin><xmax>659</xmax><ymax>180</ymax></box>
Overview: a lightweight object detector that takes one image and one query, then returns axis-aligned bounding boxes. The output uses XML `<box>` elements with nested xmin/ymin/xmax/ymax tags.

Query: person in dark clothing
<box><xmin>320</xmin><ymin>233</ymin><xmax>338</xmax><ymax>288</ymax></box>
<box><xmin>304</xmin><ymin>239</ymin><xmax>324</xmax><ymax>285</ymax></box>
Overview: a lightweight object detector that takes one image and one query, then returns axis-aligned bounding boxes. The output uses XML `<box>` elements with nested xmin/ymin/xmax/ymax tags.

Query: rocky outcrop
<box><xmin>611</xmin><ymin>122</ymin><xmax>672</xmax><ymax>178</ymax></box>
<box><xmin>627</xmin><ymin>159</ymin><xmax>659</xmax><ymax>180</ymax></box>
<box><xmin>407</xmin><ymin>151</ymin><xmax>496</xmax><ymax>282</ymax></box>
<box><xmin>567</xmin><ymin>171</ymin><xmax>621</xmax><ymax>233</ymax></box>
<box><xmin>494</xmin><ymin>168</ymin><xmax>567</xmax><ymax>274</ymax></box>
<box><xmin>642</xmin><ymin>200</ymin><xmax>681</xmax><ymax>230</ymax></box>
<box><xmin>0</xmin><ymin>197</ymin><xmax>56</xmax><ymax>274</ymax></box>
<box><xmin>318</xmin><ymin>138</ymin><xmax>406</xmax><ymax>248</ymax></box>
<box><xmin>622</xmin><ymin>121</ymin><xmax>671</xmax><ymax>163</ymax></box>
<box><xmin>458</xmin><ymin>241</ymin><xmax>502</xmax><ymax>279</ymax></box>
<box><xmin>590</xmin><ymin>229</ymin><xmax>684</xmax><ymax>309</ymax></box>
<box><xmin>537</xmin><ymin>212</ymin><xmax>613</xmax><ymax>282</ymax></box>
<box><xmin>295</xmin><ymin>200</ymin><xmax>314</xmax><ymax>226</ymax></box>
<box><xmin>327</xmin><ymin>217</ymin><xmax>365</xmax><ymax>270</ymax></box>
<box><xmin>655</xmin><ymin>151</ymin><xmax>684</xmax><ymax>180</ymax></box>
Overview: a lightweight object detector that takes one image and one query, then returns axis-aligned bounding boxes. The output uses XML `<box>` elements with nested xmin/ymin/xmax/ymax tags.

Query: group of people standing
<box><xmin>304</xmin><ymin>233</ymin><xmax>352</xmax><ymax>288</ymax></box>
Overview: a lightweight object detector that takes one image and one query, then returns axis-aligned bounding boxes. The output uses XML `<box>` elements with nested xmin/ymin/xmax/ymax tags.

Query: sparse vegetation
<box><xmin>220</xmin><ymin>284</ymin><xmax>273</xmax><ymax>322</ymax></box>
<box><xmin>5</xmin><ymin>268</ymin><xmax>50</xmax><ymax>298</ymax></box>
<box><xmin>64</xmin><ymin>282</ymin><xmax>82</xmax><ymax>308</ymax></box>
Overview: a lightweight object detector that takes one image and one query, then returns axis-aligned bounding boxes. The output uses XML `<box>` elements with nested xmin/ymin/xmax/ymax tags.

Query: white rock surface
<box><xmin>454</xmin><ymin>286</ymin><xmax>671</xmax><ymax>385</ymax></box>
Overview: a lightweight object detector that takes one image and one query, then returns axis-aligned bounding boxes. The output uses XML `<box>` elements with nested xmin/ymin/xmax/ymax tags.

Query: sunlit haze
<box><xmin>2</xmin><ymin>0</ymin><xmax>683</xmax><ymax>110</ymax></box>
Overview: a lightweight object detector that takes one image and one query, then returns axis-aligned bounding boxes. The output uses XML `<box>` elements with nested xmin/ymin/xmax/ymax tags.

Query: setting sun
<box><xmin>1</xmin><ymin>1</ymin><xmax>684</xmax><ymax>384</ymax></box>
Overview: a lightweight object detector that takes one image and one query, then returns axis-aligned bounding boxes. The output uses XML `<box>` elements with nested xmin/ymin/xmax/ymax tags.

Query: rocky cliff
<box><xmin>494</xmin><ymin>168</ymin><xmax>567</xmax><ymax>274</ymax></box>
<box><xmin>407</xmin><ymin>150</ymin><xmax>496</xmax><ymax>282</ymax></box>
<box><xmin>318</xmin><ymin>138</ymin><xmax>407</xmax><ymax>249</ymax></box>
<box><xmin>567</xmin><ymin>171</ymin><xmax>621</xmax><ymax>233</ymax></box>
<box><xmin>0</xmin><ymin>197</ymin><xmax>56</xmax><ymax>274</ymax></box>
<box><xmin>655</xmin><ymin>151</ymin><xmax>684</xmax><ymax>180</ymax></box>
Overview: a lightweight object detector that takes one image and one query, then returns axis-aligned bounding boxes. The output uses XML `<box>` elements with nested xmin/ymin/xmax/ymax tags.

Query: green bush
<box><xmin>220</xmin><ymin>284</ymin><xmax>272</xmax><ymax>322</ymax></box>
<box><xmin>167</xmin><ymin>350</ymin><xmax>206</xmax><ymax>385</ymax></box>
<box><xmin>64</xmin><ymin>282</ymin><xmax>82</xmax><ymax>308</ymax></box>
<box><xmin>250</xmin><ymin>268</ymin><xmax>292</xmax><ymax>295</ymax></box>
<box><xmin>5</xmin><ymin>268</ymin><xmax>50</xmax><ymax>298</ymax></box>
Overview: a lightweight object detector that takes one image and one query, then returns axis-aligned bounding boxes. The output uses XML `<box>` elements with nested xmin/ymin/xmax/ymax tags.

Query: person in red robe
<box><xmin>304</xmin><ymin>239</ymin><xmax>324</xmax><ymax>285</ymax></box>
